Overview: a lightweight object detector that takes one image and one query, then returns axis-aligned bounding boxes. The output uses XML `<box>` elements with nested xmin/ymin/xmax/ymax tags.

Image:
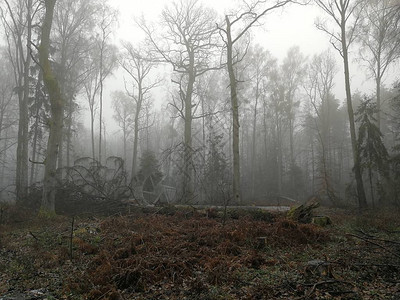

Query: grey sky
<box><xmin>97</xmin><ymin>0</ymin><xmax>396</xmax><ymax>134</ymax></box>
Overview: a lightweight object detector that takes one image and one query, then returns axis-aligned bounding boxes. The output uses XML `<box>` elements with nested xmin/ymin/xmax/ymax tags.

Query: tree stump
<box><xmin>287</xmin><ymin>201</ymin><xmax>320</xmax><ymax>223</ymax></box>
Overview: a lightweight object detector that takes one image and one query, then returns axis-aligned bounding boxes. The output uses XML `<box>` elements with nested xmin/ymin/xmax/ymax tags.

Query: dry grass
<box><xmin>1</xmin><ymin>206</ymin><xmax>399</xmax><ymax>299</ymax></box>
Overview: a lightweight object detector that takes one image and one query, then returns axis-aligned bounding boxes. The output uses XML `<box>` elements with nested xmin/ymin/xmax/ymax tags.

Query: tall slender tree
<box><xmin>304</xmin><ymin>50</ymin><xmax>340</xmax><ymax>203</ymax></box>
<box><xmin>0</xmin><ymin>0</ymin><xmax>37</xmax><ymax>200</ymax></box>
<box><xmin>217</xmin><ymin>0</ymin><xmax>299</xmax><ymax>204</ymax></box>
<box><xmin>315</xmin><ymin>0</ymin><xmax>368</xmax><ymax>209</ymax></box>
<box><xmin>357</xmin><ymin>0</ymin><xmax>400</xmax><ymax>130</ymax></box>
<box><xmin>96</xmin><ymin>2</ymin><xmax>117</xmax><ymax>164</ymax></box>
<box><xmin>111</xmin><ymin>91</ymin><xmax>134</xmax><ymax>164</ymax></box>
<box><xmin>0</xmin><ymin>54</ymin><xmax>18</xmax><ymax>191</ymax></box>
<box><xmin>119</xmin><ymin>42</ymin><xmax>160</xmax><ymax>183</ymax></box>
<box><xmin>267</xmin><ymin>65</ymin><xmax>286</xmax><ymax>196</ymax></box>
<box><xmin>83</xmin><ymin>27</ymin><xmax>117</xmax><ymax>162</ymax></box>
<box><xmin>39</xmin><ymin>0</ymin><xmax>62</xmax><ymax>214</ymax></box>
<box><xmin>281</xmin><ymin>46</ymin><xmax>306</xmax><ymax>195</ymax></box>
<box><xmin>243</xmin><ymin>45</ymin><xmax>275</xmax><ymax>200</ymax></box>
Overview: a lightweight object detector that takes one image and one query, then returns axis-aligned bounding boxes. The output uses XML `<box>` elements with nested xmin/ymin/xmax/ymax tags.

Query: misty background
<box><xmin>0</xmin><ymin>0</ymin><xmax>400</xmax><ymax>213</ymax></box>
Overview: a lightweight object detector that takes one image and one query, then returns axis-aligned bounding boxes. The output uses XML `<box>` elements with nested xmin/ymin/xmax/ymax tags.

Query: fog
<box><xmin>0</xmin><ymin>0</ymin><xmax>399</xmax><ymax>213</ymax></box>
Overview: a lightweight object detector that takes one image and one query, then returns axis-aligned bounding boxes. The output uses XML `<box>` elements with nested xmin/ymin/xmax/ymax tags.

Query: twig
<box><xmin>29</xmin><ymin>157</ymin><xmax>45</xmax><ymax>165</ymax></box>
<box><xmin>29</xmin><ymin>231</ymin><xmax>39</xmax><ymax>241</ymax></box>
<box><xmin>356</xmin><ymin>230</ymin><xmax>400</xmax><ymax>245</ymax></box>
<box><xmin>347</xmin><ymin>233</ymin><xmax>400</xmax><ymax>259</ymax></box>
<box><xmin>302</xmin><ymin>280</ymin><xmax>336</xmax><ymax>299</ymax></box>
<box><xmin>152</xmin><ymin>206</ymin><xmax>165</xmax><ymax>216</ymax></box>
<box><xmin>298</xmin><ymin>279</ymin><xmax>355</xmax><ymax>299</ymax></box>
<box><xmin>356</xmin><ymin>229</ymin><xmax>375</xmax><ymax>238</ymax></box>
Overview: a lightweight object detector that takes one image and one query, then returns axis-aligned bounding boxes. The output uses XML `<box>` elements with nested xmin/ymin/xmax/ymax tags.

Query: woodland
<box><xmin>1</xmin><ymin>0</ymin><xmax>400</xmax><ymax>299</ymax></box>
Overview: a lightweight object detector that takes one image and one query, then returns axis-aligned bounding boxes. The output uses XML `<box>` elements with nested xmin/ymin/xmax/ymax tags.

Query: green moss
<box><xmin>287</xmin><ymin>206</ymin><xmax>297</xmax><ymax>218</ymax></box>
<box><xmin>38</xmin><ymin>207</ymin><xmax>57</xmax><ymax>219</ymax></box>
<box><xmin>311</xmin><ymin>216</ymin><xmax>332</xmax><ymax>227</ymax></box>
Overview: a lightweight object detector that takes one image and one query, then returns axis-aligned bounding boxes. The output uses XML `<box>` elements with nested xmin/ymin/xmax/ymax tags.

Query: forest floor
<box><xmin>0</xmin><ymin>205</ymin><xmax>400</xmax><ymax>300</ymax></box>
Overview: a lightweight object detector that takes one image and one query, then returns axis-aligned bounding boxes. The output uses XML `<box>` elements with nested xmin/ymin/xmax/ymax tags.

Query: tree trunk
<box><xmin>251</xmin><ymin>91</ymin><xmax>258</xmax><ymax>201</ymax></box>
<box><xmin>90</xmin><ymin>104</ymin><xmax>95</xmax><ymax>160</ymax></box>
<box><xmin>262</xmin><ymin>97</ymin><xmax>269</xmax><ymax>172</ymax></box>
<box><xmin>131</xmin><ymin>102</ymin><xmax>140</xmax><ymax>183</ymax></box>
<box><xmin>311</xmin><ymin>141</ymin><xmax>315</xmax><ymax>194</ymax></box>
<box><xmin>30</xmin><ymin>78</ymin><xmax>42</xmax><ymax>185</ymax></box>
<box><xmin>0</xmin><ymin>131</ymin><xmax>8</xmax><ymax>190</ymax></box>
<box><xmin>226</xmin><ymin>16</ymin><xmax>241</xmax><ymax>204</ymax></box>
<box><xmin>98</xmin><ymin>53</ymin><xmax>104</xmax><ymax>164</ymax></box>
<box><xmin>183</xmin><ymin>65</ymin><xmax>195</xmax><ymax>201</ymax></box>
<box><xmin>15</xmin><ymin>0</ymin><xmax>32</xmax><ymax>201</ymax></box>
<box><xmin>66</xmin><ymin>95</ymin><xmax>73</xmax><ymax>170</ymax></box>
<box><xmin>376</xmin><ymin>75</ymin><xmax>381</xmax><ymax>130</ymax></box>
<box><xmin>0</xmin><ymin>102</ymin><xmax>5</xmax><ymax>189</ymax></box>
<box><xmin>276</xmin><ymin>118</ymin><xmax>283</xmax><ymax>195</ymax></box>
<box><xmin>131</xmin><ymin>79</ymin><xmax>144</xmax><ymax>184</ymax></box>
<box><xmin>289</xmin><ymin>116</ymin><xmax>295</xmax><ymax>195</ymax></box>
<box><xmin>16</xmin><ymin>96</ymin><xmax>29</xmax><ymax>199</ymax></box>
<box><xmin>123</xmin><ymin>126</ymin><xmax>127</xmax><ymax>164</ymax></box>
<box><xmin>29</xmin><ymin>103</ymin><xmax>39</xmax><ymax>184</ymax></box>
<box><xmin>145</xmin><ymin>106</ymin><xmax>150</xmax><ymax>150</ymax></box>
<box><xmin>341</xmin><ymin>21</ymin><xmax>367</xmax><ymax>209</ymax></box>
<box><xmin>39</xmin><ymin>0</ymin><xmax>63</xmax><ymax>214</ymax></box>
<box><xmin>102</xmin><ymin>121</ymin><xmax>107</xmax><ymax>160</ymax></box>
<box><xmin>57</xmin><ymin>64</ymin><xmax>67</xmax><ymax>180</ymax></box>
<box><xmin>57</xmin><ymin>128</ymin><xmax>64</xmax><ymax>176</ymax></box>
<box><xmin>368</xmin><ymin>165</ymin><xmax>375</xmax><ymax>208</ymax></box>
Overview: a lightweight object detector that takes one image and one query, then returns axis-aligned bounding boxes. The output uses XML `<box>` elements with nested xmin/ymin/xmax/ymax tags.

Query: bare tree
<box><xmin>83</xmin><ymin>28</ymin><xmax>117</xmax><ymax>161</ymax></box>
<box><xmin>119</xmin><ymin>42</ymin><xmax>160</xmax><ymax>183</ymax></box>
<box><xmin>217</xmin><ymin>0</ymin><xmax>300</xmax><ymax>204</ymax></box>
<box><xmin>111</xmin><ymin>91</ymin><xmax>134</xmax><ymax>164</ymax></box>
<box><xmin>0</xmin><ymin>53</ymin><xmax>18</xmax><ymax>191</ymax></box>
<box><xmin>281</xmin><ymin>46</ymin><xmax>306</xmax><ymax>195</ymax></box>
<box><xmin>266</xmin><ymin>65</ymin><xmax>286</xmax><ymax>196</ymax></box>
<box><xmin>0</xmin><ymin>0</ymin><xmax>39</xmax><ymax>200</ymax></box>
<box><xmin>243</xmin><ymin>45</ymin><xmax>275</xmax><ymax>200</ymax></box>
<box><xmin>96</xmin><ymin>2</ymin><xmax>117</xmax><ymax>164</ymax></box>
<box><xmin>39</xmin><ymin>0</ymin><xmax>62</xmax><ymax>214</ymax></box>
<box><xmin>0</xmin><ymin>54</ymin><xmax>17</xmax><ymax>144</ymax></box>
<box><xmin>315</xmin><ymin>0</ymin><xmax>367</xmax><ymax>209</ymax></box>
<box><xmin>357</xmin><ymin>0</ymin><xmax>400</xmax><ymax>130</ymax></box>
<box><xmin>304</xmin><ymin>49</ymin><xmax>340</xmax><ymax>203</ymax></box>
<box><xmin>138</xmin><ymin>0</ymin><xmax>220</xmax><ymax>201</ymax></box>
<box><xmin>52</xmin><ymin>0</ymin><xmax>100</xmax><ymax>174</ymax></box>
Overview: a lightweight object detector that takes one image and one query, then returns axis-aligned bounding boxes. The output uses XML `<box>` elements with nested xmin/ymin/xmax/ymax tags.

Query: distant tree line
<box><xmin>0</xmin><ymin>0</ymin><xmax>400</xmax><ymax>214</ymax></box>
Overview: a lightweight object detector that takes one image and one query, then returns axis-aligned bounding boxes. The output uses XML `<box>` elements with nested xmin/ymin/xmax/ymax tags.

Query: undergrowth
<box><xmin>0</xmin><ymin>207</ymin><xmax>399</xmax><ymax>299</ymax></box>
